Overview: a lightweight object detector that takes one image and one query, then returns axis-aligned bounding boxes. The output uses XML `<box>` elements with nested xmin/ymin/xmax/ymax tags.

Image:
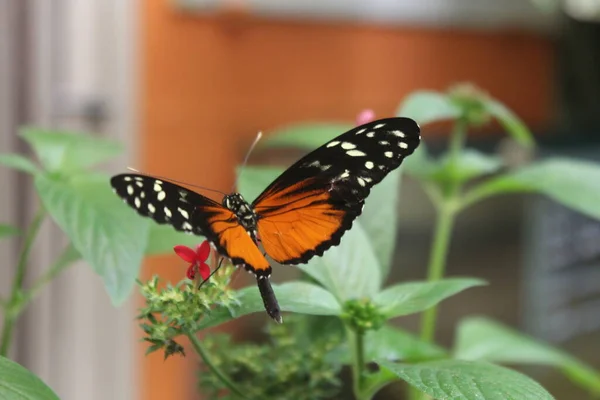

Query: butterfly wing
<box><xmin>252</xmin><ymin>117</ymin><xmax>420</xmax><ymax>265</ymax></box>
<box><xmin>110</xmin><ymin>174</ymin><xmax>271</xmax><ymax>276</ymax></box>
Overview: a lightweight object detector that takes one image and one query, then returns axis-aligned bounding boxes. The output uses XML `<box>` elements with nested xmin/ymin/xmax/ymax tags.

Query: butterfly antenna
<box><xmin>197</xmin><ymin>257</ymin><xmax>225</xmax><ymax>290</ymax></box>
<box><xmin>127</xmin><ymin>167</ymin><xmax>227</xmax><ymax>196</ymax></box>
<box><xmin>232</xmin><ymin>131</ymin><xmax>263</xmax><ymax>192</ymax></box>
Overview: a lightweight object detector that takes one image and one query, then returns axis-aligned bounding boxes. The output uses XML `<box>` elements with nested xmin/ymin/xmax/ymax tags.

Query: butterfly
<box><xmin>110</xmin><ymin>117</ymin><xmax>421</xmax><ymax>323</ymax></box>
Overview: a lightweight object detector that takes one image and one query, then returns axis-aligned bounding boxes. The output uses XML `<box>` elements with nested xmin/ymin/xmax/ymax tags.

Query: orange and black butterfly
<box><xmin>111</xmin><ymin>117</ymin><xmax>421</xmax><ymax>323</ymax></box>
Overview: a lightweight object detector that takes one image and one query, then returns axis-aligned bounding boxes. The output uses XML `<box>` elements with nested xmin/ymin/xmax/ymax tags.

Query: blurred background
<box><xmin>1</xmin><ymin>0</ymin><xmax>600</xmax><ymax>399</ymax></box>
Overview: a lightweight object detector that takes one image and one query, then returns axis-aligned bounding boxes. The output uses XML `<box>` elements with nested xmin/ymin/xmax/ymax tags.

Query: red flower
<box><xmin>356</xmin><ymin>109</ymin><xmax>376</xmax><ymax>125</ymax></box>
<box><xmin>174</xmin><ymin>241</ymin><xmax>211</xmax><ymax>281</ymax></box>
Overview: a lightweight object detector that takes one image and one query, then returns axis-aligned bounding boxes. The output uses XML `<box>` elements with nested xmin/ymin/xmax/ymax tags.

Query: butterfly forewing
<box><xmin>110</xmin><ymin>174</ymin><xmax>218</xmax><ymax>235</ymax></box>
<box><xmin>253</xmin><ymin>117</ymin><xmax>420</xmax><ymax>265</ymax></box>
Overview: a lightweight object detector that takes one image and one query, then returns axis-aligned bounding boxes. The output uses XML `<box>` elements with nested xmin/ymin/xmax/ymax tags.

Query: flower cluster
<box><xmin>137</xmin><ymin>240</ymin><xmax>237</xmax><ymax>359</ymax></box>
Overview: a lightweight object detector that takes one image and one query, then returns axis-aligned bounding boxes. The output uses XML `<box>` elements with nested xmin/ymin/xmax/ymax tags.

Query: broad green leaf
<box><xmin>455</xmin><ymin>317</ymin><xmax>600</xmax><ymax>395</ymax></box>
<box><xmin>0</xmin><ymin>224</ymin><xmax>20</xmax><ymax>238</ymax></box>
<box><xmin>358</xmin><ymin>168</ymin><xmax>401</xmax><ymax>282</ymax></box>
<box><xmin>432</xmin><ymin>149</ymin><xmax>503</xmax><ymax>184</ymax></box>
<box><xmin>298</xmin><ymin>222</ymin><xmax>382</xmax><ymax>301</ymax></box>
<box><xmin>20</xmin><ymin>127</ymin><xmax>122</xmax><ymax>173</ymax></box>
<box><xmin>463</xmin><ymin>158</ymin><xmax>600</xmax><ymax>219</ymax></box>
<box><xmin>484</xmin><ymin>99</ymin><xmax>535</xmax><ymax>149</ymax></box>
<box><xmin>380</xmin><ymin>359</ymin><xmax>555</xmax><ymax>400</ymax></box>
<box><xmin>0</xmin><ymin>356</ymin><xmax>59</xmax><ymax>400</ymax></box>
<box><xmin>236</xmin><ymin>165</ymin><xmax>283</xmax><ymax>203</ymax></box>
<box><xmin>198</xmin><ymin>281</ymin><xmax>341</xmax><ymax>329</ymax></box>
<box><xmin>335</xmin><ymin>325</ymin><xmax>446</xmax><ymax>364</ymax></box>
<box><xmin>262</xmin><ymin>123</ymin><xmax>353</xmax><ymax>150</ymax></box>
<box><xmin>0</xmin><ymin>153</ymin><xmax>40</xmax><ymax>174</ymax></box>
<box><xmin>397</xmin><ymin>91</ymin><xmax>461</xmax><ymax>125</ymax></box>
<box><xmin>373</xmin><ymin>278</ymin><xmax>485</xmax><ymax>319</ymax></box>
<box><xmin>35</xmin><ymin>173</ymin><xmax>150</xmax><ymax>304</ymax></box>
<box><xmin>146</xmin><ymin>224</ymin><xmax>204</xmax><ymax>255</ymax></box>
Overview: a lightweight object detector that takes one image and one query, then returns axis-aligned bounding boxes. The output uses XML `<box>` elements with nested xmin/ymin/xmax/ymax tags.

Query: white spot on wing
<box><xmin>365</xmin><ymin>161</ymin><xmax>374</xmax><ymax>169</ymax></box>
<box><xmin>357</xmin><ymin>177</ymin><xmax>366</xmax><ymax>187</ymax></box>
<box><xmin>127</xmin><ymin>185</ymin><xmax>134</xmax><ymax>195</ymax></box>
<box><xmin>341</xmin><ymin>142</ymin><xmax>356</xmax><ymax>150</ymax></box>
<box><xmin>134</xmin><ymin>177</ymin><xmax>143</xmax><ymax>181</ymax></box>
<box><xmin>153</xmin><ymin>183</ymin><xmax>162</xmax><ymax>192</ymax></box>
<box><xmin>178</xmin><ymin>207</ymin><xmax>190</xmax><ymax>219</ymax></box>
<box><xmin>356</xmin><ymin>128</ymin><xmax>366</xmax><ymax>135</ymax></box>
<box><xmin>164</xmin><ymin>207</ymin><xmax>172</xmax><ymax>218</ymax></box>
<box><xmin>374</xmin><ymin>123</ymin><xmax>385</xmax><ymax>129</ymax></box>
<box><xmin>366</xmin><ymin>131</ymin><xmax>375</xmax><ymax>138</ymax></box>
<box><xmin>326</xmin><ymin>141</ymin><xmax>340</xmax><ymax>148</ymax></box>
<box><xmin>340</xmin><ymin>169</ymin><xmax>350</xmax><ymax>179</ymax></box>
<box><xmin>135</xmin><ymin>181</ymin><xmax>143</xmax><ymax>188</ymax></box>
<box><xmin>157</xmin><ymin>191</ymin><xmax>166</xmax><ymax>201</ymax></box>
<box><xmin>134</xmin><ymin>197</ymin><xmax>141</xmax><ymax>208</ymax></box>
<box><xmin>148</xmin><ymin>203</ymin><xmax>156</xmax><ymax>213</ymax></box>
<box><xmin>182</xmin><ymin>222</ymin><xmax>193</xmax><ymax>231</ymax></box>
<box><xmin>399</xmin><ymin>142</ymin><xmax>408</xmax><ymax>149</ymax></box>
<box><xmin>346</xmin><ymin>150</ymin><xmax>366</xmax><ymax>157</ymax></box>
<box><xmin>140</xmin><ymin>192</ymin><xmax>146</xmax><ymax>199</ymax></box>
<box><xmin>378</xmin><ymin>140</ymin><xmax>389</xmax><ymax>145</ymax></box>
<box><xmin>392</xmin><ymin>130</ymin><xmax>405</xmax><ymax>138</ymax></box>
<box><xmin>320</xmin><ymin>164</ymin><xmax>331</xmax><ymax>171</ymax></box>
<box><xmin>124</xmin><ymin>177</ymin><xmax>132</xmax><ymax>182</ymax></box>
<box><xmin>384</xmin><ymin>151</ymin><xmax>394</xmax><ymax>158</ymax></box>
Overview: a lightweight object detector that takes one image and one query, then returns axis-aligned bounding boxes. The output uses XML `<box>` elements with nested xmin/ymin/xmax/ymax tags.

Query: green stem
<box><xmin>0</xmin><ymin>207</ymin><xmax>46</xmax><ymax>356</ymax></box>
<box><xmin>348</xmin><ymin>328</ymin><xmax>366</xmax><ymax>400</ymax></box>
<box><xmin>187</xmin><ymin>331</ymin><xmax>251</xmax><ymax>400</ymax></box>
<box><xmin>23</xmin><ymin>244</ymin><xmax>79</xmax><ymax>306</ymax></box>
<box><xmin>418</xmin><ymin>204</ymin><xmax>457</xmax><ymax>344</ymax></box>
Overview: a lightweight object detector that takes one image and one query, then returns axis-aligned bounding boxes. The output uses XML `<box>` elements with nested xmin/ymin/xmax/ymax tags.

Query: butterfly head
<box><xmin>223</xmin><ymin>193</ymin><xmax>258</xmax><ymax>232</ymax></box>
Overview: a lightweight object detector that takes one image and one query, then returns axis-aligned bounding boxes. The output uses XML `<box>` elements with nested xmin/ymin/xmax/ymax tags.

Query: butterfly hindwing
<box><xmin>253</xmin><ymin>117</ymin><xmax>420</xmax><ymax>265</ymax></box>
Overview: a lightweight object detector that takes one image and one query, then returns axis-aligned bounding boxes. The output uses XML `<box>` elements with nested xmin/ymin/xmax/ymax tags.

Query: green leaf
<box><xmin>0</xmin><ymin>224</ymin><xmax>20</xmax><ymax>238</ymax></box>
<box><xmin>432</xmin><ymin>149</ymin><xmax>504</xmax><ymax>185</ymax></box>
<box><xmin>0</xmin><ymin>356</ymin><xmax>59</xmax><ymax>400</ymax></box>
<box><xmin>198</xmin><ymin>281</ymin><xmax>341</xmax><ymax>329</ymax></box>
<box><xmin>373</xmin><ymin>278</ymin><xmax>485</xmax><ymax>319</ymax></box>
<box><xmin>380</xmin><ymin>359</ymin><xmax>555</xmax><ymax>400</ymax></box>
<box><xmin>35</xmin><ymin>173</ymin><xmax>150</xmax><ymax>304</ymax></box>
<box><xmin>0</xmin><ymin>153</ymin><xmax>40</xmax><ymax>174</ymax></box>
<box><xmin>358</xmin><ymin>168</ymin><xmax>401</xmax><ymax>282</ymax></box>
<box><xmin>262</xmin><ymin>123</ymin><xmax>354</xmax><ymax>150</ymax></box>
<box><xmin>145</xmin><ymin>223</ymin><xmax>204</xmax><ymax>255</ymax></box>
<box><xmin>335</xmin><ymin>325</ymin><xmax>446</xmax><ymax>365</ymax></box>
<box><xmin>463</xmin><ymin>158</ymin><xmax>600</xmax><ymax>219</ymax></box>
<box><xmin>20</xmin><ymin>127</ymin><xmax>122</xmax><ymax>173</ymax></box>
<box><xmin>236</xmin><ymin>165</ymin><xmax>284</xmax><ymax>203</ymax></box>
<box><xmin>454</xmin><ymin>317</ymin><xmax>600</xmax><ymax>395</ymax></box>
<box><xmin>298</xmin><ymin>222</ymin><xmax>382</xmax><ymax>301</ymax></box>
<box><xmin>484</xmin><ymin>99</ymin><xmax>535</xmax><ymax>149</ymax></box>
<box><xmin>397</xmin><ymin>91</ymin><xmax>461</xmax><ymax>125</ymax></box>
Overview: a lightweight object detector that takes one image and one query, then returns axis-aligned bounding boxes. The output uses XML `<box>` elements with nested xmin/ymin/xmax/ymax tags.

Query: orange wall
<box><xmin>139</xmin><ymin>0</ymin><xmax>554</xmax><ymax>398</ymax></box>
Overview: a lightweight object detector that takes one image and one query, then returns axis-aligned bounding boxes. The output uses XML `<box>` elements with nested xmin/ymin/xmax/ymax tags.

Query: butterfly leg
<box><xmin>197</xmin><ymin>257</ymin><xmax>224</xmax><ymax>290</ymax></box>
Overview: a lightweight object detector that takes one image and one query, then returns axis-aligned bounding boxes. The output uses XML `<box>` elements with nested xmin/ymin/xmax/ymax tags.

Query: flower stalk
<box><xmin>187</xmin><ymin>331</ymin><xmax>251</xmax><ymax>400</ymax></box>
<box><xmin>0</xmin><ymin>207</ymin><xmax>46</xmax><ymax>356</ymax></box>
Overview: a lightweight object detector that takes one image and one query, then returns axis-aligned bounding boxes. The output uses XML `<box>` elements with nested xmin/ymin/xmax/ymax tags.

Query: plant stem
<box><xmin>187</xmin><ymin>331</ymin><xmax>251</xmax><ymax>400</ymax></box>
<box><xmin>0</xmin><ymin>207</ymin><xmax>46</xmax><ymax>356</ymax></box>
<box><xmin>23</xmin><ymin>244</ymin><xmax>79</xmax><ymax>306</ymax></box>
<box><xmin>418</xmin><ymin>204</ymin><xmax>457</xmax><ymax>344</ymax></box>
<box><xmin>348</xmin><ymin>328</ymin><xmax>366</xmax><ymax>400</ymax></box>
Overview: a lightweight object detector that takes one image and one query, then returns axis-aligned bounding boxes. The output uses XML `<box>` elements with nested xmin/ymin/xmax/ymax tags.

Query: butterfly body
<box><xmin>111</xmin><ymin>117</ymin><xmax>421</xmax><ymax>323</ymax></box>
